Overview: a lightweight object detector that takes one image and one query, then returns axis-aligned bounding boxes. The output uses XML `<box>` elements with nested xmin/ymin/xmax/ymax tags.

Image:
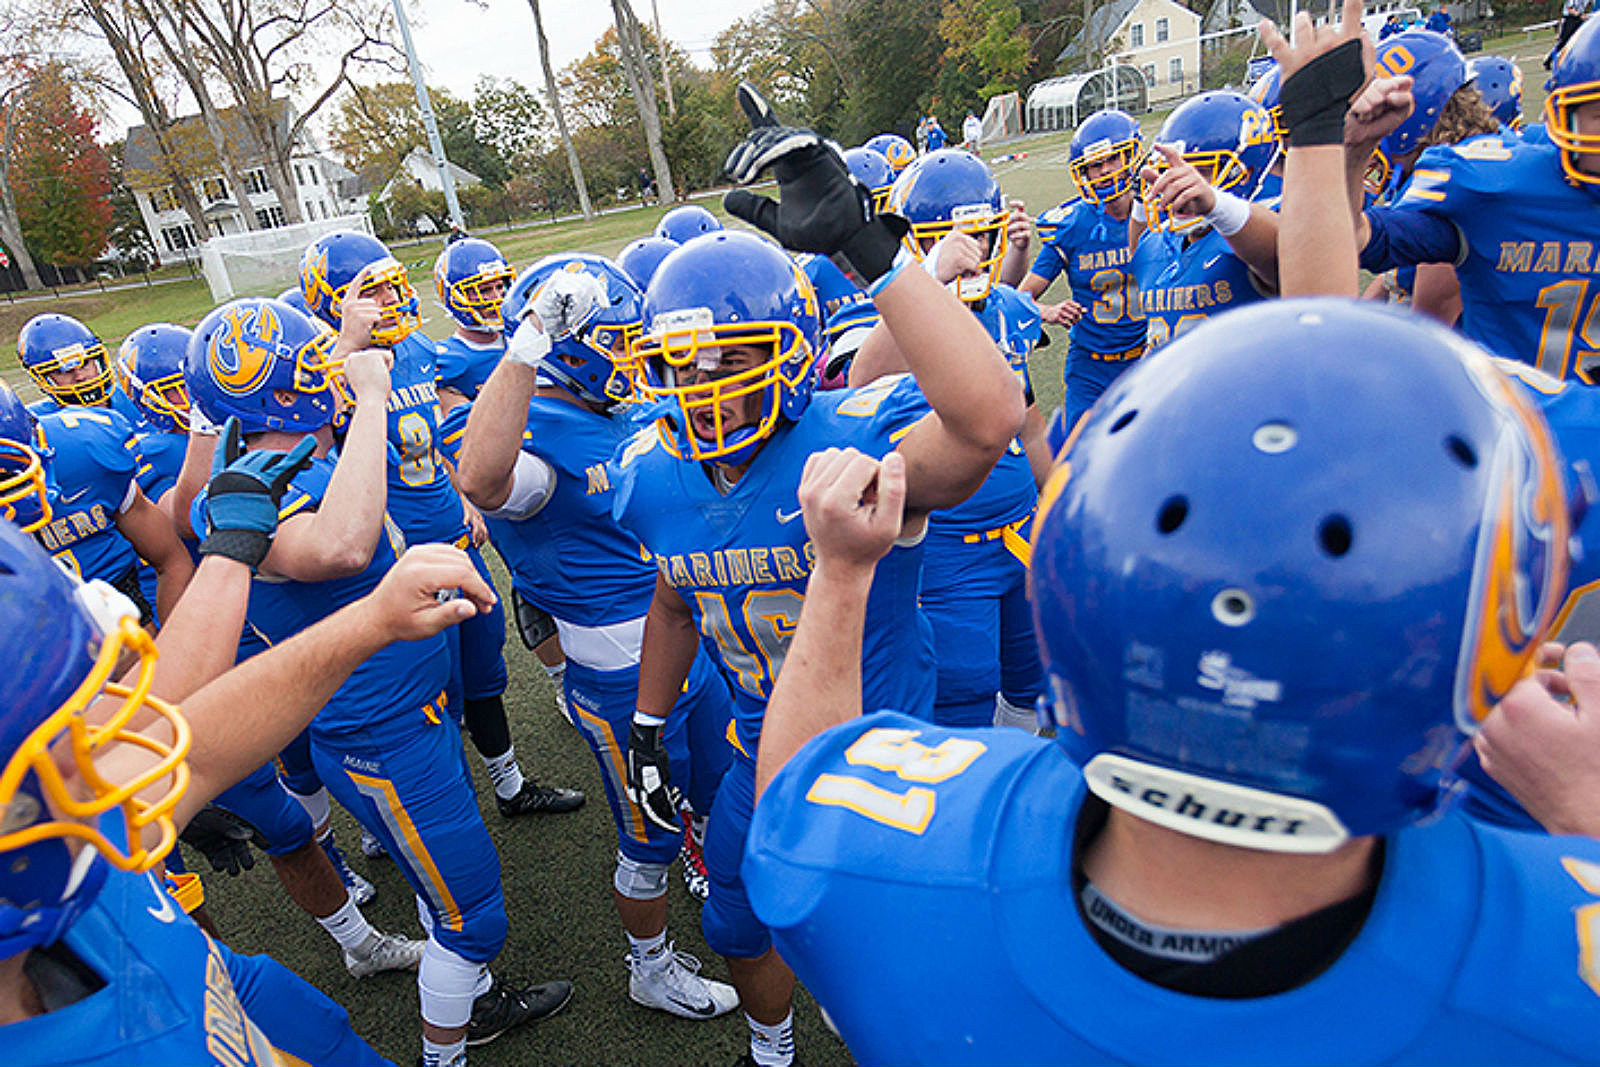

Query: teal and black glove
<box><xmin>199</xmin><ymin>416</ymin><xmax>316</xmax><ymax>568</ymax></box>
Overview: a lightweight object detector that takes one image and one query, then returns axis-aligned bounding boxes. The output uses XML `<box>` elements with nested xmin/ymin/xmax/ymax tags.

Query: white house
<box><xmin>122</xmin><ymin>100</ymin><xmax>366</xmax><ymax>264</ymax></box>
<box><xmin>1058</xmin><ymin>0</ymin><xmax>1204</xmax><ymax>105</ymax></box>
<box><xmin>377</xmin><ymin>147</ymin><xmax>481</xmax><ymax>203</ymax></box>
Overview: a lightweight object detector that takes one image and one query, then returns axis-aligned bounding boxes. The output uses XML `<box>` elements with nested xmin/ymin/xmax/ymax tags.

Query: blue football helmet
<box><xmin>19</xmin><ymin>314</ymin><xmax>113</xmax><ymax>407</ymax></box>
<box><xmin>654</xmin><ymin>204</ymin><xmax>723</xmax><ymax>244</ymax></box>
<box><xmin>618</xmin><ymin>236</ymin><xmax>681</xmax><ymax>291</ymax></box>
<box><xmin>1246</xmin><ymin>63</ymin><xmax>1287</xmax><ymax>149</ymax></box>
<box><xmin>1143</xmin><ymin>91</ymin><xmax>1279</xmax><ymax>231</ymax></box>
<box><xmin>887</xmin><ymin>149</ymin><xmax>1010</xmax><ymax>303</ymax></box>
<box><xmin>519</xmin><ymin>253</ymin><xmax>644</xmax><ymax>409</ymax></box>
<box><xmin>0</xmin><ymin>519</ymin><xmax>190</xmax><ymax>958</ymax></box>
<box><xmin>299</xmin><ymin>230</ymin><xmax>419</xmax><ymax>345</ymax></box>
<box><xmin>1468</xmin><ymin>55</ymin><xmax>1525</xmax><ymax>130</ymax></box>
<box><xmin>114</xmin><ymin>323</ymin><xmax>192</xmax><ymax>433</ymax></box>
<box><xmin>1068</xmin><ymin>109</ymin><xmax>1145</xmax><ymax>204</ymax></box>
<box><xmin>864</xmin><ymin>133</ymin><xmax>916</xmax><ymax>174</ymax></box>
<box><xmin>276</xmin><ymin>285</ymin><xmax>312</xmax><ymax>316</ymax></box>
<box><xmin>1544</xmin><ymin>17</ymin><xmax>1600</xmax><ymax>188</ymax></box>
<box><xmin>186</xmin><ymin>298</ymin><xmax>339</xmax><ymax>433</ymax></box>
<box><xmin>819</xmin><ymin>296</ymin><xmax>881</xmax><ymax>390</ymax></box>
<box><xmin>1375</xmin><ymin>31</ymin><xmax>1470</xmax><ymax>164</ymax></box>
<box><xmin>1031</xmin><ymin>300</ymin><xmax>1571</xmax><ymax>851</ymax></box>
<box><xmin>435</xmin><ymin>237</ymin><xmax>515</xmax><ymax>332</ymax></box>
<box><xmin>0</xmin><ymin>382</ymin><xmax>51</xmax><ymax>532</ymax></box>
<box><xmin>636</xmin><ymin>231</ymin><xmax>820</xmax><ymax>465</ymax></box>
<box><xmin>843</xmin><ymin>146</ymin><xmax>896</xmax><ymax>211</ymax></box>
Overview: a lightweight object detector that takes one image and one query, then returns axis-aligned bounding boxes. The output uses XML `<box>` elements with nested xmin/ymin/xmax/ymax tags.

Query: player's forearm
<box><xmin>311</xmin><ymin>401</ymin><xmax>387</xmax><ymax>571</ymax></box>
<box><xmin>846</xmin><ymin>321</ymin><xmax>910</xmax><ymax>386</ymax></box>
<box><xmin>1281</xmin><ymin>145</ymin><xmax>1357</xmax><ymax>298</ymax></box>
<box><xmin>179</xmin><ymin>593</ymin><xmax>394</xmax><ymax>820</ymax></box>
<box><xmin>998</xmin><ymin>240</ymin><xmax>1030</xmax><ymax>288</ymax></box>
<box><xmin>1018</xmin><ymin>272</ymin><xmax>1049</xmax><ymax>300</ymax></box>
<box><xmin>171</xmin><ymin>430</ymin><xmax>218</xmax><ymax>542</ymax></box>
<box><xmin>636</xmin><ymin>577</ymin><xmax>700</xmax><ymax>720</ymax></box>
<box><xmin>876</xmin><ymin>266</ymin><xmax>1023</xmax><ymax>456</ymax></box>
<box><xmin>458</xmin><ymin>359</ymin><xmax>538</xmax><ymax>511</ymax></box>
<box><xmin>755</xmin><ymin>560</ymin><xmax>870</xmax><ymax>800</ymax></box>
<box><xmin>1021</xmin><ymin>405</ymin><xmax>1053</xmax><ymax>487</ymax></box>
<box><xmin>1345</xmin><ymin>146</ymin><xmax>1374</xmax><ymax>247</ymax></box>
<box><xmin>1224</xmin><ymin>205</ymin><xmax>1282</xmax><ymax>289</ymax></box>
<box><xmin>151</xmin><ymin>550</ymin><xmax>195</xmax><ymax>629</ymax></box>
<box><xmin>142</xmin><ymin>555</ymin><xmax>252</xmax><ymax>705</ymax></box>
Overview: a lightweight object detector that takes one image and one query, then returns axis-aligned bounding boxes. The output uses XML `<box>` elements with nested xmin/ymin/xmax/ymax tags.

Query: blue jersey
<box><xmin>196</xmin><ymin>455</ymin><xmax>450</xmax><ymax>742</ymax></box>
<box><xmin>1362</xmin><ymin>134</ymin><xmax>1600</xmax><ymax>374</ymax></box>
<box><xmin>31</xmin><ymin>408</ymin><xmax>139</xmax><ymax>583</ymax></box>
<box><xmin>611</xmin><ymin>377</ymin><xmax>938</xmax><ymax>748</ymax></box>
<box><xmin>1133</xmin><ymin>224</ymin><xmax>1270</xmax><ymax>350</ymax></box>
<box><xmin>1026</xmin><ymin>199</ymin><xmax>1147</xmax><ymax>359</ymax></box>
<box><xmin>385</xmin><ymin>332</ymin><xmax>467</xmax><ymax>546</ymax></box>
<box><xmin>796</xmin><ymin>253</ymin><xmax>865</xmax><ymax>324</ymax></box>
<box><xmin>131</xmin><ymin>427</ymin><xmax>185</xmax><ymax>505</ymax></box>
<box><xmin>747</xmin><ymin>713</ymin><xmax>1600</xmax><ymax>1065</ymax></box>
<box><xmin>6</xmin><ymin>865</ymin><xmax>279</xmax><ymax>1066</ymax></box>
<box><xmin>434</xmin><ymin>334</ymin><xmax>504</xmax><ymax>401</ymax></box>
<box><xmin>438</xmin><ymin>398</ymin><xmax>655</xmax><ymax>627</ymax></box>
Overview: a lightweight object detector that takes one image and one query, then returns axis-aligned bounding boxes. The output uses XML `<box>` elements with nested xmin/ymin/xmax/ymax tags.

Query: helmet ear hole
<box><xmin>1445</xmin><ymin>435</ymin><xmax>1478</xmax><ymax>468</ymax></box>
<box><xmin>1318</xmin><ymin>514</ymin><xmax>1354</xmax><ymax>558</ymax></box>
<box><xmin>1156</xmin><ymin>495</ymin><xmax>1189</xmax><ymax>534</ymax></box>
<box><xmin>1110</xmin><ymin>409</ymin><xmax>1138</xmax><ymax>434</ymax></box>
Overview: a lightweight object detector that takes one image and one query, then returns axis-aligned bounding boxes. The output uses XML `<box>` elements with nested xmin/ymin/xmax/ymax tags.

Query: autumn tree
<box><xmin>13</xmin><ymin>65</ymin><xmax>111</xmax><ymax>270</ymax></box>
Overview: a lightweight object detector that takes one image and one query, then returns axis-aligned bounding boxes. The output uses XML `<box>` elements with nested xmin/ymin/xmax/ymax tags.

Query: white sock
<box><xmin>748</xmin><ymin>1010</ymin><xmax>795</xmax><ymax>1067</ymax></box>
<box><xmin>316</xmin><ymin>893</ymin><xmax>377</xmax><ymax>953</ymax></box>
<box><xmin>482</xmin><ymin>747</ymin><xmax>524</xmax><ymax>801</ymax></box>
<box><xmin>291</xmin><ymin>786</ymin><xmax>331</xmax><ymax>830</ymax></box>
<box><xmin>542</xmin><ymin>660</ymin><xmax>566</xmax><ymax>685</ymax></box>
<box><xmin>416</xmin><ymin>893</ymin><xmax>436</xmax><ymax>938</ymax></box>
<box><xmin>627</xmin><ymin>929</ymin><xmax>669</xmax><ymax>974</ymax></box>
<box><xmin>420</xmin><ymin>1036</ymin><xmax>466</xmax><ymax>1067</ymax></box>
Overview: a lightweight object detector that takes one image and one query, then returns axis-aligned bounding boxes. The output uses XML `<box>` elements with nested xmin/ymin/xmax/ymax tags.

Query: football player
<box><xmin>17</xmin><ymin>311</ymin><xmax>147</xmax><ymax>428</ymax></box>
<box><xmin>850</xmin><ymin>149</ymin><xmax>1048</xmax><ymax>731</ymax></box>
<box><xmin>433</xmin><ymin>237</ymin><xmax>517</xmax><ymax>411</ymax></box>
<box><xmin>1347</xmin><ymin>26</ymin><xmax>1600</xmax><ymax>372</ymax></box>
<box><xmin>0</xmin><ymin>381</ymin><xmax>51</xmax><ymax>533</ymax></box>
<box><xmin>613</xmin><ymin>84</ymin><xmax>1025</xmax><ymax>1067</ymax></box>
<box><xmin>863</xmin><ymin>132</ymin><xmax>917</xmax><ymax>175</ymax></box>
<box><xmin>454</xmin><ymin>252</ymin><xmax>739</xmax><ymax>1021</ymax></box>
<box><xmin>1468</xmin><ymin>54</ymin><xmax>1526</xmax><ymax>131</ymax></box>
<box><xmin>653</xmin><ymin>203</ymin><xmax>722</xmax><ymax>244</ymax></box>
<box><xmin>187</xmin><ymin>296</ymin><xmax>570</xmax><ymax>1067</ymax></box>
<box><xmin>618</xmin><ymin>235</ymin><xmax>681</xmax><ymax>291</ymax></box>
<box><xmin>0</xmin><ymin>450</ymin><xmax>495</xmax><ymax>1066</ymax></box>
<box><xmin>301</xmin><ymin>231</ymin><xmax>582</xmax><ymax>820</ymax></box>
<box><xmin>1017</xmin><ymin>110</ymin><xmax>1149</xmax><ymax>443</ymax></box>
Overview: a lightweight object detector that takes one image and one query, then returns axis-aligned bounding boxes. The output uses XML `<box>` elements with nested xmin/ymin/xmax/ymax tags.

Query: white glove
<box><xmin>530</xmin><ymin>270</ymin><xmax>610</xmax><ymax>341</ymax></box>
<box><xmin>505</xmin><ymin>317</ymin><xmax>552</xmax><ymax>369</ymax></box>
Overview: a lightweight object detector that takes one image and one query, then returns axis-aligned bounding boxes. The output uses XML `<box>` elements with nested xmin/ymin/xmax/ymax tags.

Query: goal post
<box><xmin>200</xmin><ymin>214</ymin><xmax>375</xmax><ymax>304</ymax></box>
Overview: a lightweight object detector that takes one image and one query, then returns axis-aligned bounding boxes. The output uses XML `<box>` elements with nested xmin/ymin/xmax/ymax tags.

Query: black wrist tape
<box><xmin>1280</xmin><ymin>39</ymin><xmax>1366</xmax><ymax>148</ymax></box>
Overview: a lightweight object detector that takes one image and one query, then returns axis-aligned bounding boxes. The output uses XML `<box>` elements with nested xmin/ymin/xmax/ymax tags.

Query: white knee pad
<box><xmin>290</xmin><ymin>786</ymin><xmax>331</xmax><ymax>832</ymax></box>
<box><xmin>994</xmin><ymin>694</ymin><xmax>1040</xmax><ymax>733</ymax></box>
<box><xmin>416</xmin><ymin>893</ymin><xmax>435</xmax><ymax>937</ymax></box>
<box><xmin>417</xmin><ymin>936</ymin><xmax>492</xmax><ymax>1029</ymax></box>
<box><xmin>613</xmin><ymin>852</ymin><xmax>670</xmax><ymax>901</ymax></box>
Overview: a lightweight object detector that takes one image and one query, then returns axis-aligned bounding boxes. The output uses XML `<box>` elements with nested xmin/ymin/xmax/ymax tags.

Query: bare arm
<box><xmin>1021</xmin><ymin>404</ymin><xmax>1053</xmax><ymax>487</ymax></box>
<box><xmin>170</xmin><ymin>429</ymin><xmax>218</xmax><ymax>542</ymax></box>
<box><xmin>116</xmin><ymin>487</ymin><xmax>194</xmax><ymax>623</ymax></box>
<box><xmin>756</xmin><ymin>449</ymin><xmax>904</xmax><ymax>799</ymax></box>
<box><xmin>845</xmin><ymin>321</ymin><xmax>911</xmax><ymax>386</ymax></box>
<box><xmin>176</xmin><ymin>545</ymin><xmax>494</xmax><ymax>824</ymax></box>
<box><xmin>1410</xmin><ymin>262</ymin><xmax>1462</xmax><ymax>325</ymax></box>
<box><xmin>138</xmin><ymin>554</ymin><xmax>251</xmax><ymax>706</ymax></box>
<box><xmin>458</xmin><ymin>357</ymin><xmax>539</xmax><ymax>511</ymax></box>
<box><xmin>996</xmin><ymin>199</ymin><xmax>1032</xmax><ymax>288</ymax></box>
<box><xmin>636</xmin><ymin>575</ymin><xmax>701</xmax><ymax>720</ymax></box>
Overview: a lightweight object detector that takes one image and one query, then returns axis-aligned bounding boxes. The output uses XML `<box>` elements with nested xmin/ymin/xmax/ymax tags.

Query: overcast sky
<box><xmin>403</xmin><ymin>0</ymin><xmax>770</xmax><ymax>101</ymax></box>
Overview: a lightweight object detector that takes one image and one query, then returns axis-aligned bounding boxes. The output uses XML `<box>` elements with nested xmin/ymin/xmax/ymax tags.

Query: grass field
<box><xmin>38</xmin><ymin>31</ymin><xmax>1563</xmax><ymax>1063</ymax></box>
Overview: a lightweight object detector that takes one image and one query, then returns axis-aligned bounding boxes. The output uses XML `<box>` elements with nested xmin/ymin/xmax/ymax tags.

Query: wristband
<box><xmin>1130</xmin><ymin>199</ymin><xmax>1147</xmax><ymax>224</ymax></box>
<box><xmin>1279</xmin><ymin>38</ymin><xmax>1365</xmax><ymax>148</ymax></box>
<box><xmin>866</xmin><ymin>247</ymin><xmax>915</xmax><ymax>298</ymax></box>
<box><xmin>632</xmin><ymin>710</ymin><xmax>667</xmax><ymax>728</ymax></box>
<box><xmin>506</xmin><ymin>321</ymin><xmax>552</xmax><ymax>368</ymax></box>
<box><xmin>1203</xmin><ymin>190</ymin><xmax>1252</xmax><ymax>237</ymax></box>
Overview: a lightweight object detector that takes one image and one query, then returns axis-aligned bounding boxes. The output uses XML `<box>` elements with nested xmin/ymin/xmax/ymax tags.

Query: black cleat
<box><xmin>466</xmin><ymin>980</ymin><xmax>573</xmax><ymax>1046</ymax></box>
<box><xmin>496</xmin><ymin>779</ymin><xmax>585</xmax><ymax>818</ymax></box>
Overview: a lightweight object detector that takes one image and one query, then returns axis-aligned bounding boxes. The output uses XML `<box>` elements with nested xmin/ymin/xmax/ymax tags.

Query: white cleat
<box><xmin>359</xmin><ymin>828</ymin><xmax>389</xmax><ymax>859</ymax></box>
<box><xmin>628</xmin><ymin>945</ymin><xmax>739</xmax><ymax>1019</ymax></box>
<box><xmin>345</xmin><ymin>931</ymin><xmax>426</xmax><ymax>978</ymax></box>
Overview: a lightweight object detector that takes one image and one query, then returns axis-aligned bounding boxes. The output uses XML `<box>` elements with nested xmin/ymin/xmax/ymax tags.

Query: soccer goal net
<box><xmin>200</xmin><ymin>214</ymin><xmax>374</xmax><ymax>304</ymax></box>
<box><xmin>980</xmin><ymin>92</ymin><xmax>1024</xmax><ymax>146</ymax></box>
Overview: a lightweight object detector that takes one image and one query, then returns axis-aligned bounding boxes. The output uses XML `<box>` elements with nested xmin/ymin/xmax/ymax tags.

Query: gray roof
<box><xmin>1058</xmin><ymin>0</ymin><xmax>1141</xmax><ymax>63</ymax></box>
<box><xmin>122</xmin><ymin>99</ymin><xmax>292</xmax><ymax>187</ymax></box>
<box><xmin>1205</xmin><ymin>0</ymin><xmax>1335</xmax><ymax>29</ymax></box>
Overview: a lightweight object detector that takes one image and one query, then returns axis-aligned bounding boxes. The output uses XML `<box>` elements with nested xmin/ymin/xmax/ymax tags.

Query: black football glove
<box><xmin>626</xmin><ymin>720</ymin><xmax>685</xmax><ymax>834</ymax></box>
<box><xmin>180</xmin><ymin>804</ymin><xmax>268</xmax><ymax>877</ymax></box>
<box><xmin>722</xmin><ymin>81</ymin><xmax>908</xmax><ymax>284</ymax></box>
<box><xmin>200</xmin><ymin>416</ymin><xmax>317</xmax><ymax>568</ymax></box>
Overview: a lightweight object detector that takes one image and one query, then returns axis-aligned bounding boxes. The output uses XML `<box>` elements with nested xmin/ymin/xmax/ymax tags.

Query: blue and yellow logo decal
<box><xmin>208</xmin><ymin>303</ymin><xmax>286</xmax><ymax>397</ymax></box>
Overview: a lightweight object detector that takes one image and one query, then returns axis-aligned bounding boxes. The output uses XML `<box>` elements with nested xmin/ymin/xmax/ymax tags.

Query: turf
<box><xmin>51</xmin><ymin>33</ymin><xmax>1564</xmax><ymax>1061</ymax></box>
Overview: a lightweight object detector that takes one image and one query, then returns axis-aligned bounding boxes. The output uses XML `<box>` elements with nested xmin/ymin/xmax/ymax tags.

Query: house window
<box><xmin>254</xmin><ymin>205</ymin><xmax>287</xmax><ymax>228</ymax></box>
<box><xmin>1142</xmin><ymin>63</ymin><xmax>1157</xmax><ymax>85</ymax></box>
<box><xmin>202</xmin><ymin>176</ymin><xmax>227</xmax><ymax>203</ymax></box>
<box><xmin>308</xmin><ymin>166</ymin><xmax>319</xmax><ymax>186</ymax></box>
<box><xmin>1169</xmin><ymin>56</ymin><xmax>1184</xmax><ymax>83</ymax></box>
<box><xmin>319</xmin><ymin>200</ymin><xmax>330</xmax><ymax>219</ymax></box>
<box><xmin>148</xmin><ymin>186</ymin><xmax>178</xmax><ymax>213</ymax></box>
<box><xmin>294</xmin><ymin>164</ymin><xmax>305</xmax><ymax>186</ymax></box>
<box><xmin>1156</xmin><ymin>16</ymin><xmax>1169</xmax><ymax>42</ymax></box>
<box><xmin>244</xmin><ymin>169</ymin><xmax>270</xmax><ymax>195</ymax></box>
<box><xmin>1130</xmin><ymin>23</ymin><xmax>1145</xmax><ymax>47</ymax></box>
<box><xmin>161</xmin><ymin>223</ymin><xmax>199</xmax><ymax>252</ymax></box>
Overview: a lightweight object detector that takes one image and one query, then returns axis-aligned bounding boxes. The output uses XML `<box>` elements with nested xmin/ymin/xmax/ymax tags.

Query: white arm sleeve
<box><xmin>489</xmin><ymin>451</ymin><xmax>557</xmax><ymax>520</ymax></box>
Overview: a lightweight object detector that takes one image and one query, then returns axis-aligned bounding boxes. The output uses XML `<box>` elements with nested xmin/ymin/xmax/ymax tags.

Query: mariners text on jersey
<box><xmin>656</xmin><ymin>542</ymin><xmax>816</xmax><ymax>590</ymax></box>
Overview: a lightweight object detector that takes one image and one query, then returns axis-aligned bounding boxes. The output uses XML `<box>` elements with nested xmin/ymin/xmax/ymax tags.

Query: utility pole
<box><xmin>651</xmin><ymin>0</ymin><xmax>676</xmax><ymax>119</ymax></box>
<box><xmin>390</xmin><ymin>0</ymin><xmax>464</xmax><ymax>230</ymax></box>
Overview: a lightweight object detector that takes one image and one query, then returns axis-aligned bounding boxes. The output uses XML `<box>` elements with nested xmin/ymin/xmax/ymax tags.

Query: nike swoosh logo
<box><xmin>1203</xmin><ymin>255</ymin><xmax>1223</xmax><ymax>270</ymax></box>
<box><xmin>146</xmin><ymin>876</ymin><xmax>176</xmax><ymax>924</ymax></box>
<box><xmin>60</xmin><ymin>487</ymin><xmax>90</xmax><ymax>505</ymax></box>
<box><xmin>775</xmin><ymin>507</ymin><xmax>802</xmax><ymax>525</ymax></box>
<box><xmin>666</xmin><ymin>992</ymin><xmax>721</xmax><ymax>1017</ymax></box>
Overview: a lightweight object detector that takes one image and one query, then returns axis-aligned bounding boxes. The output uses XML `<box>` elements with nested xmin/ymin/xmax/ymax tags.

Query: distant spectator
<box><xmin>915</xmin><ymin>116</ymin><xmax>929</xmax><ymax>154</ymax></box>
<box><xmin>1380</xmin><ymin>13</ymin><xmax>1402</xmax><ymax>37</ymax></box>
<box><xmin>447</xmin><ymin>223</ymin><xmax>468</xmax><ymax>244</ymax></box>
<box><xmin>963</xmin><ymin>110</ymin><xmax>983</xmax><ymax>152</ymax></box>
<box><xmin>1426</xmin><ymin>4</ymin><xmax>1453</xmax><ymax>34</ymax></box>
<box><xmin>926</xmin><ymin>117</ymin><xmax>948</xmax><ymax>151</ymax></box>
<box><xmin>1557</xmin><ymin>0</ymin><xmax>1588</xmax><ymax>57</ymax></box>
<box><xmin>638</xmin><ymin>166</ymin><xmax>657</xmax><ymax>205</ymax></box>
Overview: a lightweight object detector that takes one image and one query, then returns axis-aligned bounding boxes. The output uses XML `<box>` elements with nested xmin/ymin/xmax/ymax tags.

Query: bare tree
<box><xmin>611</xmin><ymin>0</ymin><xmax>674</xmax><ymax>202</ymax></box>
<box><xmin>0</xmin><ymin>77</ymin><xmax>43</xmax><ymax>289</ymax></box>
<box><xmin>649</xmin><ymin>0</ymin><xmax>674</xmax><ymax>119</ymax></box>
<box><xmin>526</xmin><ymin>0</ymin><xmax>593</xmax><ymax>220</ymax></box>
